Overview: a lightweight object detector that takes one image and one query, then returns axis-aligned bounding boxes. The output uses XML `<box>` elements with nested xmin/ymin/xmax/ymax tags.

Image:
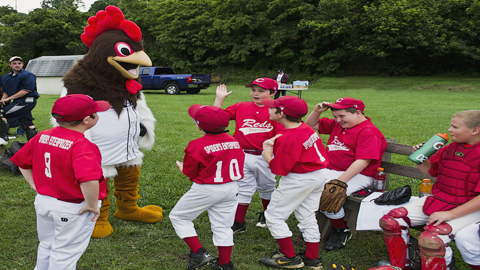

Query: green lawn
<box><xmin>1</xmin><ymin>76</ymin><xmax>479</xmax><ymax>269</ymax></box>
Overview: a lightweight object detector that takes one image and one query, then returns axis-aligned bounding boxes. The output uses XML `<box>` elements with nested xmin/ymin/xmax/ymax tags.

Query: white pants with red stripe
<box><xmin>170</xmin><ymin>181</ymin><xmax>238</xmax><ymax>247</ymax></box>
<box><xmin>34</xmin><ymin>194</ymin><xmax>100</xmax><ymax>270</ymax></box>
<box><xmin>320</xmin><ymin>168</ymin><xmax>373</xmax><ymax>219</ymax></box>
<box><xmin>265</xmin><ymin>169</ymin><xmax>327</xmax><ymax>242</ymax></box>
<box><xmin>237</xmin><ymin>153</ymin><xmax>276</xmax><ymax>204</ymax></box>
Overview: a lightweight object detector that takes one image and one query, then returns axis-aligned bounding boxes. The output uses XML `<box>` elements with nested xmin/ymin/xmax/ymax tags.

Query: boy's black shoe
<box><xmin>231</xmin><ymin>220</ymin><xmax>246</xmax><ymax>234</ymax></box>
<box><xmin>255</xmin><ymin>212</ymin><xmax>267</xmax><ymax>228</ymax></box>
<box><xmin>298</xmin><ymin>251</ymin><xmax>323</xmax><ymax>270</ymax></box>
<box><xmin>324</xmin><ymin>226</ymin><xmax>352</xmax><ymax>251</ymax></box>
<box><xmin>211</xmin><ymin>261</ymin><xmax>234</xmax><ymax>270</ymax></box>
<box><xmin>187</xmin><ymin>247</ymin><xmax>213</xmax><ymax>270</ymax></box>
<box><xmin>259</xmin><ymin>249</ymin><xmax>304</xmax><ymax>268</ymax></box>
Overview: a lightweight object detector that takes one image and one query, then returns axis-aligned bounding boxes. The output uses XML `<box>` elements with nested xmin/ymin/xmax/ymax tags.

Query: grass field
<box><xmin>1</xmin><ymin>76</ymin><xmax>479</xmax><ymax>269</ymax></box>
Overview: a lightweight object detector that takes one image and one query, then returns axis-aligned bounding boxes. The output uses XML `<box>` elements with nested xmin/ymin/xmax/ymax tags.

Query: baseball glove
<box><xmin>319</xmin><ymin>179</ymin><xmax>348</xmax><ymax>213</ymax></box>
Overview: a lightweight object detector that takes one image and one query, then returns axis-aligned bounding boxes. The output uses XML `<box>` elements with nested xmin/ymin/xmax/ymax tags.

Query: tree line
<box><xmin>1</xmin><ymin>0</ymin><xmax>479</xmax><ymax>77</ymax></box>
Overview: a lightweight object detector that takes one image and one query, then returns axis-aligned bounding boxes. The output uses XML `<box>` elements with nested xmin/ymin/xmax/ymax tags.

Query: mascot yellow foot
<box><xmin>92</xmin><ymin>179</ymin><xmax>114</xmax><ymax>239</ymax></box>
<box><xmin>113</xmin><ymin>166</ymin><xmax>163</xmax><ymax>223</ymax></box>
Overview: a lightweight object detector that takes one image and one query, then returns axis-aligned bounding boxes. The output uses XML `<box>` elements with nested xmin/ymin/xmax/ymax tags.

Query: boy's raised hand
<box><xmin>216</xmin><ymin>84</ymin><xmax>232</xmax><ymax>99</ymax></box>
<box><xmin>313</xmin><ymin>102</ymin><xmax>331</xmax><ymax>113</ymax></box>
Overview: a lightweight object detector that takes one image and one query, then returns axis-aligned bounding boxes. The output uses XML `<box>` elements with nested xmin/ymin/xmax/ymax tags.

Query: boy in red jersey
<box><xmin>11</xmin><ymin>94</ymin><xmax>109</xmax><ymax>269</ymax></box>
<box><xmin>214</xmin><ymin>78</ymin><xmax>285</xmax><ymax>233</ymax></box>
<box><xmin>170</xmin><ymin>104</ymin><xmax>245</xmax><ymax>270</ymax></box>
<box><xmin>371</xmin><ymin>110</ymin><xmax>480</xmax><ymax>270</ymax></box>
<box><xmin>305</xmin><ymin>97</ymin><xmax>387</xmax><ymax>251</ymax></box>
<box><xmin>259</xmin><ymin>96</ymin><xmax>329</xmax><ymax>269</ymax></box>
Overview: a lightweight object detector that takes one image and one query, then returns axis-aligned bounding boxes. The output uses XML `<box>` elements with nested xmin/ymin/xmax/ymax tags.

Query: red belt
<box><xmin>244</xmin><ymin>149</ymin><xmax>262</xmax><ymax>155</ymax></box>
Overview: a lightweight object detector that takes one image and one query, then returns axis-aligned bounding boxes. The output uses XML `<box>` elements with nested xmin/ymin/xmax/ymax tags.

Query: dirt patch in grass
<box><xmin>419</xmin><ymin>84</ymin><xmax>475</xmax><ymax>92</ymax></box>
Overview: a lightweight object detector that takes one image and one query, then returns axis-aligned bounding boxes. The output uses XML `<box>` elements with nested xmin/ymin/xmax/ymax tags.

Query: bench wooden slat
<box><xmin>385</xmin><ymin>142</ymin><xmax>413</xmax><ymax>156</ymax></box>
<box><xmin>381</xmin><ymin>161</ymin><xmax>430</xmax><ymax>180</ymax></box>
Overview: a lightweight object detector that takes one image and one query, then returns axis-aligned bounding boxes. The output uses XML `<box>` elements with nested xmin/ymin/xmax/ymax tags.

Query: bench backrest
<box><xmin>380</xmin><ymin>138</ymin><xmax>435</xmax><ymax>190</ymax></box>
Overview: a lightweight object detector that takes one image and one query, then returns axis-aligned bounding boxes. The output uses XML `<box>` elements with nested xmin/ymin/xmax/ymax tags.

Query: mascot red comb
<box><xmin>62</xmin><ymin>6</ymin><xmax>163</xmax><ymax>238</ymax></box>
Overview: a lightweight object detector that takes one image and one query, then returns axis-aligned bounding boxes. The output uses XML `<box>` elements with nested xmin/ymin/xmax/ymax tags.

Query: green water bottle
<box><xmin>408</xmin><ymin>133</ymin><xmax>449</xmax><ymax>165</ymax></box>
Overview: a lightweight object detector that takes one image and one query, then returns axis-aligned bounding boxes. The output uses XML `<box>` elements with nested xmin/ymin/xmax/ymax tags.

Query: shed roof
<box><xmin>25</xmin><ymin>55</ymin><xmax>84</xmax><ymax>77</ymax></box>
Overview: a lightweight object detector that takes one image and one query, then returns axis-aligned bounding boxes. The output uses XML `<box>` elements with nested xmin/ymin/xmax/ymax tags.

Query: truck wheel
<box><xmin>165</xmin><ymin>83</ymin><xmax>181</xmax><ymax>95</ymax></box>
<box><xmin>186</xmin><ymin>89</ymin><xmax>201</xmax><ymax>94</ymax></box>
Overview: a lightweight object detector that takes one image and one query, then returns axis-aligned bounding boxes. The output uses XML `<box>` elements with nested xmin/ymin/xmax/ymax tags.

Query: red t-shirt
<box><xmin>318</xmin><ymin>117</ymin><xmax>387</xmax><ymax>177</ymax></box>
<box><xmin>183</xmin><ymin>133</ymin><xmax>246</xmax><ymax>184</ymax></box>
<box><xmin>224</xmin><ymin>102</ymin><xmax>285</xmax><ymax>150</ymax></box>
<box><xmin>270</xmin><ymin>123</ymin><xmax>329</xmax><ymax>176</ymax></box>
<box><xmin>11</xmin><ymin>127</ymin><xmax>106</xmax><ymax>203</ymax></box>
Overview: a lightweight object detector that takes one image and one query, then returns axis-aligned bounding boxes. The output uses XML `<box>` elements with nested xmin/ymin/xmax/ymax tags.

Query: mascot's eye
<box><xmin>114</xmin><ymin>42</ymin><xmax>133</xmax><ymax>57</ymax></box>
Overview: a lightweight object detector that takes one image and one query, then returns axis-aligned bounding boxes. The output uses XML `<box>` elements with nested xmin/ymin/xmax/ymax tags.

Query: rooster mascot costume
<box><xmin>61</xmin><ymin>6</ymin><xmax>163</xmax><ymax>238</ymax></box>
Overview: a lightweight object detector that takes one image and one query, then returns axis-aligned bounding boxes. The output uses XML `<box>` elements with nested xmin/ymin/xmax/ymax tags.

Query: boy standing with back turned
<box><xmin>260</xmin><ymin>96</ymin><xmax>329</xmax><ymax>269</ymax></box>
<box><xmin>305</xmin><ymin>97</ymin><xmax>387</xmax><ymax>251</ymax></box>
<box><xmin>11</xmin><ymin>94</ymin><xmax>109</xmax><ymax>269</ymax></box>
<box><xmin>214</xmin><ymin>78</ymin><xmax>285</xmax><ymax>233</ymax></box>
<box><xmin>170</xmin><ymin>104</ymin><xmax>245</xmax><ymax>270</ymax></box>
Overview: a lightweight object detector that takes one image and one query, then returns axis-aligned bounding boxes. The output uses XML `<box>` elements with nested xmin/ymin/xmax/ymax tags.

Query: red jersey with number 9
<box><xmin>11</xmin><ymin>127</ymin><xmax>106</xmax><ymax>203</ymax></box>
<box><xmin>182</xmin><ymin>133</ymin><xmax>245</xmax><ymax>184</ymax></box>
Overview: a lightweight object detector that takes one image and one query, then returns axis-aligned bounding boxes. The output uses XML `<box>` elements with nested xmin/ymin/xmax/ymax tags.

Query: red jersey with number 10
<box><xmin>270</xmin><ymin>123</ymin><xmax>329</xmax><ymax>176</ymax></box>
<box><xmin>182</xmin><ymin>133</ymin><xmax>246</xmax><ymax>184</ymax></box>
<box><xmin>11</xmin><ymin>127</ymin><xmax>106</xmax><ymax>203</ymax></box>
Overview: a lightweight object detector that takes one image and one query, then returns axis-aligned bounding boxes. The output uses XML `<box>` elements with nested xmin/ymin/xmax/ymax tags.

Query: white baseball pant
<box><xmin>34</xmin><ymin>194</ymin><xmax>100</xmax><ymax>270</ymax></box>
<box><xmin>395</xmin><ymin>197</ymin><xmax>480</xmax><ymax>266</ymax></box>
<box><xmin>170</xmin><ymin>181</ymin><xmax>238</xmax><ymax>247</ymax></box>
<box><xmin>237</xmin><ymin>153</ymin><xmax>276</xmax><ymax>204</ymax></box>
<box><xmin>265</xmin><ymin>169</ymin><xmax>327</xmax><ymax>243</ymax></box>
<box><xmin>320</xmin><ymin>168</ymin><xmax>373</xmax><ymax>219</ymax></box>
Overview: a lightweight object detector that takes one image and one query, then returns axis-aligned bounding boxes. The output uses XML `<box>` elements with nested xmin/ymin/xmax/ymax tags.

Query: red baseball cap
<box><xmin>328</xmin><ymin>97</ymin><xmax>365</xmax><ymax>112</ymax></box>
<box><xmin>52</xmin><ymin>94</ymin><xmax>110</xmax><ymax>122</ymax></box>
<box><xmin>245</xmin><ymin>77</ymin><xmax>278</xmax><ymax>91</ymax></box>
<box><xmin>262</xmin><ymin>96</ymin><xmax>308</xmax><ymax>119</ymax></box>
<box><xmin>188</xmin><ymin>104</ymin><xmax>230</xmax><ymax>132</ymax></box>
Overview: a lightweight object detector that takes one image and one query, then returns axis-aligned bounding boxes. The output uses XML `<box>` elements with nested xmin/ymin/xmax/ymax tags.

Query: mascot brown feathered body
<box><xmin>62</xmin><ymin>6</ymin><xmax>163</xmax><ymax>238</ymax></box>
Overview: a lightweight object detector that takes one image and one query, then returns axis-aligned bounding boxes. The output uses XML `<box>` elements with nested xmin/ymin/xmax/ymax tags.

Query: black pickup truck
<box><xmin>139</xmin><ymin>66</ymin><xmax>215</xmax><ymax>95</ymax></box>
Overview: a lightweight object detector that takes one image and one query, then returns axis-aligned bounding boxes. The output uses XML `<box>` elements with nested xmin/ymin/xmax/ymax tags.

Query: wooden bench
<box><xmin>317</xmin><ymin>138</ymin><xmax>435</xmax><ymax>242</ymax></box>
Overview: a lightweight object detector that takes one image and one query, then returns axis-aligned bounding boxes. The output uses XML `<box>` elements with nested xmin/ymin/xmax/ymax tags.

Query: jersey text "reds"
<box><xmin>204</xmin><ymin>141</ymin><xmax>241</xmax><ymax>154</ymax></box>
<box><xmin>239</xmin><ymin>119</ymin><xmax>273</xmax><ymax>135</ymax></box>
<box><xmin>39</xmin><ymin>134</ymin><xmax>73</xmax><ymax>150</ymax></box>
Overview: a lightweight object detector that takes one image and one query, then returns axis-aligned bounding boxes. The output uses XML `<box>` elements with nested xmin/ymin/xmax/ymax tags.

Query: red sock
<box><xmin>218</xmin><ymin>246</ymin><xmax>232</xmax><ymax>265</ymax></box>
<box><xmin>261</xmin><ymin>198</ymin><xmax>270</xmax><ymax>211</ymax></box>
<box><xmin>235</xmin><ymin>204</ymin><xmax>249</xmax><ymax>223</ymax></box>
<box><xmin>305</xmin><ymin>242</ymin><xmax>319</xmax><ymax>260</ymax></box>
<box><xmin>183</xmin><ymin>236</ymin><xmax>202</xmax><ymax>254</ymax></box>
<box><xmin>470</xmin><ymin>265</ymin><xmax>480</xmax><ymax>270</ymax></box>
<box><xmin>330</xmin><ymin>218</ymin><xmax>346</xmax><ymax>229</ymax></box>
<box><xmin>276</xmin><ymin>237</ymin><xmax>296</xmax><ymax>258</ymax></box>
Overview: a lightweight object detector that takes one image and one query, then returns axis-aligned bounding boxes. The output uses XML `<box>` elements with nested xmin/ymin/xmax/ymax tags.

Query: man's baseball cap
<box><xmin>262</xmin><ymin>96</ymin><xmax>308</xmax><ymax>119</ymax></box>
<box><xmin>52</xmin><ymin>94</ymin><xmax>110</xmax><ymax>122</ymax></box>
<box><xmin>188</xmin><ymin>104</ymin><xmax>230</xmax><ymax>132</ymax></box>
<box><xmin>245</xmin><ymin>78</ymin><xmax>278</xmax><ymax>91</ymax></box>
<box><xmin>328</xmin><ymin>97</ymin><xmax>365</xmax><ymax>112</ymax></box>
<box><xmin>9</xmin><ymin>56</ymin><xmax>23</xmax><ymax>63</ymax></box>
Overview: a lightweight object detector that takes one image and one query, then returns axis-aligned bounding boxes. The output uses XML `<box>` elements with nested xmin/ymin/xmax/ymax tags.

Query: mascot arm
<box><xmin>137</xmin><ymin>91</ymin><xmax>156</xmax><ymax>150</ymax></box>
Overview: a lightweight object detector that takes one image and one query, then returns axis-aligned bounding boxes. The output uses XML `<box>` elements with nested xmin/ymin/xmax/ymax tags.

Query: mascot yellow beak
<box><xmin>107</xmin><ymin>50</ymin><xmax>152</xmax><ymax>79</ymax></box>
